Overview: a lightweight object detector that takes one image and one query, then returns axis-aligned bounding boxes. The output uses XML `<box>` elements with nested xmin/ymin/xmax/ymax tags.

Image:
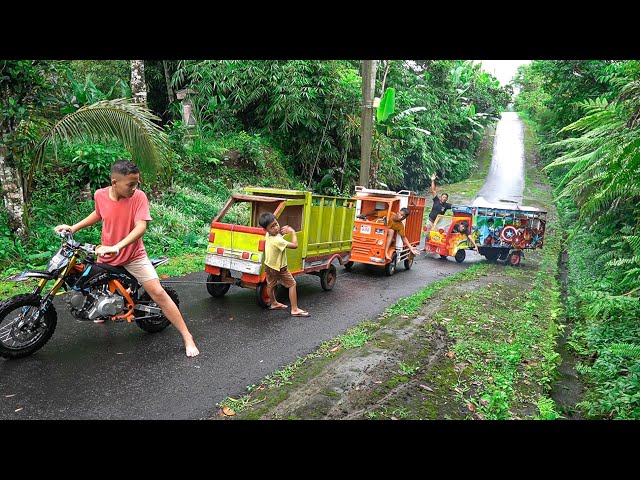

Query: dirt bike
<box><xmin>0</xmin><ymin>231</ymin><xmax>178</xmax><ymax>359</ymax></box>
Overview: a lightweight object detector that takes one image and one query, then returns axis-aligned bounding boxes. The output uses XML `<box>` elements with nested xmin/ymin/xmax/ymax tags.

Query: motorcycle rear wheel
<box><xmin>0</xmin><ymin>294</ymin><xmax>57</xmax><ymax>359</ymax></box>
<box><xmin>134</xmin><ymin>287</ymin><xmax>178</xmax><ymax>333</ymax></box>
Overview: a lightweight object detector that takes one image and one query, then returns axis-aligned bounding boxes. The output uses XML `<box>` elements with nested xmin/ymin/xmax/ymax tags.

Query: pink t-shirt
<box><xmin>94</xmin><ymin>187</ymin><xmax>152</xmax><ymax>266</ymax></box>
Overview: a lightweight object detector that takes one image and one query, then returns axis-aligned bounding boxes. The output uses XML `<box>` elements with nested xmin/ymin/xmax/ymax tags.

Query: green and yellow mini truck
<box><xmin>204</xmin><ymin>187</ymin><xmax>356</xmax><ymax>307</ymax></box>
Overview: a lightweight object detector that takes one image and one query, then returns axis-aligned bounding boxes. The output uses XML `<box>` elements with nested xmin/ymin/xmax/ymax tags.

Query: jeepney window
<box><xmin>278</xmin><ymin>205</ymin><xmax>303</xmax><ymax>232</ymax></box>
<box><xmin>252</xmin><ymin>202</ymin><xmax>279</xmax><ymax>228</ymax></box>
<box><xmin>434</xmin><ymin>216</ymin><xmax>452</xmax><ymax>232</ymax></box>
<box><xmin>219</xmin><ymin>201</ymin><xmax>250</xmax><ymax>225</ymax></box>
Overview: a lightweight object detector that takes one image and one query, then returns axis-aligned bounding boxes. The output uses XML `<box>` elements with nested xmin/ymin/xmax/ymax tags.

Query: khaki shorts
<box><xmin>265</xmin><ymin>265</ymin><xmax>296</xmax><ymax>289</ymax></box>
<box><xmin>123</xmin><ymin>256</ymin><xmax>159</xmax><ymax>284</ymax></box>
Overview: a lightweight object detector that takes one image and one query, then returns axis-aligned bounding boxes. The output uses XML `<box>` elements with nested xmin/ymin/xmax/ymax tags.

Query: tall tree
<box><xmin>130</xmin><ymin>60</ymin><xmax>147</xmax><ymax>105</ymax></box>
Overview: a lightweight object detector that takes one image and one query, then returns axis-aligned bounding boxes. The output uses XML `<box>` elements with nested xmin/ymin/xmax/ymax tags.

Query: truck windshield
<box><xmin>434</xmin><ymin>216</ymin><xmax>453</xmax><ymax>232</ymax></box>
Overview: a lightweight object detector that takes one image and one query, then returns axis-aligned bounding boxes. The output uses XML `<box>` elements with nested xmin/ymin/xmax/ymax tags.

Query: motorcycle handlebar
<box><xmin>56</xmin><ymin>230</ymin><xmax>96</xmax><ymax>254</ymax></box>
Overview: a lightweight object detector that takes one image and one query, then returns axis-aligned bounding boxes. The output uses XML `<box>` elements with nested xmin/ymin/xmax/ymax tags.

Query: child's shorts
<box><xmin>265</xmin><ymin>265</ymin><xmax>296</xmax><ymax>289</ymax></box>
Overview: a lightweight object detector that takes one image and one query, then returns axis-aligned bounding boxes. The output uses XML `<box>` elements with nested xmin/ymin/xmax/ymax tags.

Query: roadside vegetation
<box><xmin>514</xmin><ymin>61</ymin><xmax>640</xmax><ymax>419</ymax></box>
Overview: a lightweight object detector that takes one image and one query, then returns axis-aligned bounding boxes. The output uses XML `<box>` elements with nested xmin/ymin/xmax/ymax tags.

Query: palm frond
<box><xmin>32</xmin><ymin>98</ymin><xmax>171</xmax><ymax>180</ymax></box>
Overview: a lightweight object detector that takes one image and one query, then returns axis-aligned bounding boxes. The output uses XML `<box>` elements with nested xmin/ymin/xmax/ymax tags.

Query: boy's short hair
<box><xmin>111</xmin><ymin>159</ymin><xmax>139</xmax><ymax>177</ymax></box>
<box><xmin>441</xmin><ymin>193</ymin><xmax>449</xmax><ymax>199</ymax></box>
<box><xmin>259</xmin><ymin>212</ymin><xmax>277</xmax><ymax>229</ymax></box>
<box><xmin>400</xmin><ymin>207</ymin><xmax>410</xmax><ymax>217</ymax></box>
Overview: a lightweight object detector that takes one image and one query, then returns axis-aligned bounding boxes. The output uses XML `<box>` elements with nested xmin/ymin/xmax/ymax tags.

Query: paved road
<box><xmin>473</xmin><ymin>112</ymin><xmax>525</xmax><ymax>208</ymax></box>
<box><xmin>0</xmin><ymin>250</ymin><xmax>479</xmax><ymax>419</ymax></box>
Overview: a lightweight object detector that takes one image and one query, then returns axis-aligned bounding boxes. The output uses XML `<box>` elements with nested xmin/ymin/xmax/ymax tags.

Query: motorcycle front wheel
<box><xmin>134</xmin><ymin>286</ymin><xmax>178</xmax><ymax>333</ymax></box>
<box><xmin>0</xmin><ymin>294</ymin><xmax>57</xmax><ymax>359</ymax></box>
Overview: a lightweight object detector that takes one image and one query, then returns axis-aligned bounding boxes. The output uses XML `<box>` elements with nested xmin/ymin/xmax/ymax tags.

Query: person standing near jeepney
<box><xmin>258</xmin><ymin>212</ymin><xmax>310</xmax><ymax>317</ymax></box>
<box><xmin>54</xmin><ymin>160</ymin><xmax>200</xmax><ymax>358</ymax></box>
<box><xmin>423</xmin><ymin>172</ymin><xmax>453</xmax><ymax>250</ymax></box>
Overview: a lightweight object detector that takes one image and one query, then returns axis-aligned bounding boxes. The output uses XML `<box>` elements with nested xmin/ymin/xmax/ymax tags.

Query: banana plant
<box><xmin>375</xmin><ymin>87</ymin><xmax>431</xmax><ymax>137</ymax></box>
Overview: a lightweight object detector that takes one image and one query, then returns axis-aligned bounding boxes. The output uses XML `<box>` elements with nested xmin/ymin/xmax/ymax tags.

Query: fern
<box><xmin>609</xmin><ymin>343</ymin><xmax>640</xmax><ymax>358</ymax></box>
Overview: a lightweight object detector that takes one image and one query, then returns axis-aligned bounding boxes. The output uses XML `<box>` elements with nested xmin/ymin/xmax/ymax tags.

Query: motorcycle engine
<box><xmin>68</xmin><ymin>291</ymin><xmax>125</xmax><ymax>321</ymax></box>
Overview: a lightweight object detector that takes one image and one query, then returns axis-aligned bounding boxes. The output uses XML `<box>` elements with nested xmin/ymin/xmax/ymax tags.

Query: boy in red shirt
<box><xmin>54</xmin><ymin>160</ymin><xmax>199</xmax><ymax>357</ymax></box>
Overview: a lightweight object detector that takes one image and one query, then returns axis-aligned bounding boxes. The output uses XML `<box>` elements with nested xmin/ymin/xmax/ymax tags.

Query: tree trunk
<box><xmin>163</xmin><ymin>61</ymin><xmax>175</xmax><ymax>103</ymax></box>
<box><xmin>0</xmin><ymin>142</ymin><xmax>26</xmax><ymax>234</ymax></box>
<box><xmin>360</xmin><ymin>60</ymin><xmax>377</xmax><ymax>188</ymax></box>
<box><xmin>130</xmin><ymin>60</ymin><xmax>147</xmax><ymax>105</ymax></box>
<box><xmin>380</xmin><ymin>60</ymin><xmax>391</xmax><ymax>95</ymax></box>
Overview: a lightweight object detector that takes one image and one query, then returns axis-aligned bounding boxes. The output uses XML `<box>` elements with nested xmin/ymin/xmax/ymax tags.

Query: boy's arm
<box><xmin>401</xmin><ymin>234</ymin><xmax>421</xmax><ymax>255</ymax></box>
<box><xmin>97</xmin><ymin>220</ymin><xmax>148</xmax><ymax>256</ymax></box>
<box><xmin>357</xmin><ymin>210</ymin><xmax>377</xmax><ymax>219</ymax></box>
<box><xmin>431</xmin><ymin>173</ymin><xmax>437</xmax><ymax>198</ymax></box>
<box><xmin>281</xmin><ymin>225</ymin><xmax>298</xmax><ymax>249</ymax></box>
<box><xmin>54</xmin><ymin>211</ymin><xmax>101</xmax><ymax>235</ymax></box>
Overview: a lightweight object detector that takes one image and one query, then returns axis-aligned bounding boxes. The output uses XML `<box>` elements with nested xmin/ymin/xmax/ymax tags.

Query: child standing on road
<box><xmin>258</xmin><ymin>212</ymin><xmax>310</xmax><ymax>317</ymax></box>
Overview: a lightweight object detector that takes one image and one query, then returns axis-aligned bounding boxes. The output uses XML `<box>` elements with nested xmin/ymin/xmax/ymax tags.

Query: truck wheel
<box><xmin>343</xmin><ymin>261</ymin><xmax>354</xmax><ymax>270</ymax></box>
<box><xmin>455</xmin><ymin>249</ymin><xmax>466</xmax><ymax>263</ymax></box>
<box><xmin>384</xmin><ymin>253</ymin><xmax>397</xmax><ymax>276</ymax></box>
<box><xmin>320</xmin><ymin>265</ymin><xmax>337</xmax><ymax>291</ymax></box>
<box><xmin>507</xmin><ymin>251</ymin><xmax>522</xmax><ymax>266</ymax></box>
<box><xmin>206</xmin><ymin>273</ymin><xmax>231</xmax><ymax>297</ymax></box>
<box><xmin>256</xmin><ymin>282</ymin><xmax>271</xmax><ymax>308</ymax></box>
<box><xmin>439</xmin><ymin>255</ymin><xmax>448</xmax><ymax>259</ymax></box>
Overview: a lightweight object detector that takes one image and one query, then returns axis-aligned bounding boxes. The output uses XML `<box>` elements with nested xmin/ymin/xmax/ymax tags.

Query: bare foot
<box><xmin>185</xmin><ymin>338</ymin><xmax>200</xmax><ymax>358</ymax></box>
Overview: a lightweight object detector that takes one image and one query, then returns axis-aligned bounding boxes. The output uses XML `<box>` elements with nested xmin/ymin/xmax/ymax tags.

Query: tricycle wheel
<box><xmin>455</xmin><ymin>249</ymin><xmax>466</xmax><ymax>263</ymax></box>
<box><xmin>499</xmin><ymin>249</ymin><xmax>509</xmax><ymax>261</ymax></box>
<box><xmin>320</xmin><ymin>264</ymin><xmax>337</xmax><ymax>291</ymax></box>
<box><xmin>343</xmin><ymin>261</ymin><xmax>354</xmax><ymax>270</ymax></box>
<box><xmin>404</xmin><ymin>255</ymin><xmax>414</xmax><ymax>270</ymax></box>
<box><xmin>256</xmin><ymin>282</ymin><xmax>272</xmax><ymax>308</ymax></box>
<box><xmin>384</xmin><ymin>253</ymin><xmax>397</xmax><ymax>276</ymax></box>
<box><xmin>507</xmin><ymin>251</ymin><xmax>522</xmax><ymax>267</ymax></box>
<box><xmin>206</xmin><ymin>273</ymin><xmax>231</xmax><ymax>297</ymax></box>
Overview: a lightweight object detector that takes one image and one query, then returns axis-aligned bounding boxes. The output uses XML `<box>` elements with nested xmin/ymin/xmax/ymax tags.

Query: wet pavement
<box><xmin>0</xmin><ymin>251</ymin><xmax>480</xmax><ymax>419</ymax></box>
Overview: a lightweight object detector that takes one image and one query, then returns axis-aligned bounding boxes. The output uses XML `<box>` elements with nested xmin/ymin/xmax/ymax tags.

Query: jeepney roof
<box><xmin>470</xmin><ymin>198</ymin><xmax>547</xmax><ymax>213</ymax></box>
<box><xmin>232</xmin><ymin>193</ymin><xmax>288</xmax><ymax>203</ymax></box>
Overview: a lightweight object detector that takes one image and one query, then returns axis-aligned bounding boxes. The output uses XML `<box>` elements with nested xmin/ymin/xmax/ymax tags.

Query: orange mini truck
<box><xmin>204</xmin><ymin>187</ymin><xmax>355</xmax><ymax>307</ymax></box>
<box><xmin>345</xmin><ymin>186</ymin><xmax>426</xmax><ymax>276</ymax></box>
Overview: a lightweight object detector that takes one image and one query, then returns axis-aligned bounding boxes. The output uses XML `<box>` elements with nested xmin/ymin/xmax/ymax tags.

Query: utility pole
<box><xmin>359</xmin><ymin>60</ymin><xmax>377</xmax><ymax>188</ymax></box>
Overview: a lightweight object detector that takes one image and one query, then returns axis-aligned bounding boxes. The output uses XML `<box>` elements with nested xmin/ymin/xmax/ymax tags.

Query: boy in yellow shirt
<box><xmin>258</xmin><ymin>212</ymin><xmax>310</xmax><ymax>317</ymax></box>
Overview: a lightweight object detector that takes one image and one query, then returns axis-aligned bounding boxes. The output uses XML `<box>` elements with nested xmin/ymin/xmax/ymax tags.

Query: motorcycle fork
<box><xmin>108</xmin><ymin>279</ymin><xmax>136</xmax><ymax>322</ymax></box>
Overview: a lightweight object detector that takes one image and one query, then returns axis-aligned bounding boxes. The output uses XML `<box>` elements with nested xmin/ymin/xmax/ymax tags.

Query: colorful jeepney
<box><xmin>425</xmin><ymin>203</ymin><xmax>547</xmax><ymax>266</ymax></box>
<box><xmin>346</xmin><ymin>186</ymin><xmax>426</xmax><ymax>276</ymax></box>
<box><xmin>204</xmin><ymin>187</ymin><xmax>355</xmax><ymax>307</ymax></box>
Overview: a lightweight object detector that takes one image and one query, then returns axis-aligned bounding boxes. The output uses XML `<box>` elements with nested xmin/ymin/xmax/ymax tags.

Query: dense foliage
<box><xmin>513</xmin><ymin>60</ymin><xmax>640</xmax><ymax>419</ymax></box>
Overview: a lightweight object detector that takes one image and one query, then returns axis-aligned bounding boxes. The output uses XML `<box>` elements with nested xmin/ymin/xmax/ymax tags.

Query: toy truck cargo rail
<box><xmin>204</xmin><ymin>187</ymin><xmax>355</xmax><ymax>307</ymax></box>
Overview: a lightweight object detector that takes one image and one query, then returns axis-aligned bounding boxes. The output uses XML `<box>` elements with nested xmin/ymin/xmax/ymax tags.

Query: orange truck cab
<box><xmin>346</xmin><ymin>186</ymin><xmax>426</xmax><ymax>276</ymax></box>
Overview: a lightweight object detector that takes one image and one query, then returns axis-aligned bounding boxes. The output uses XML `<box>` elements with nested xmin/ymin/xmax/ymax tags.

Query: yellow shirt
<box><xmin>264</xmin><ymin>232</ymin><xmax>289</xmax><ymax>270</ymax></box>
<box><xmin>376</xmin><ymin>210</ymin><xmax>405</xmax><ymax>237</ymax></box>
